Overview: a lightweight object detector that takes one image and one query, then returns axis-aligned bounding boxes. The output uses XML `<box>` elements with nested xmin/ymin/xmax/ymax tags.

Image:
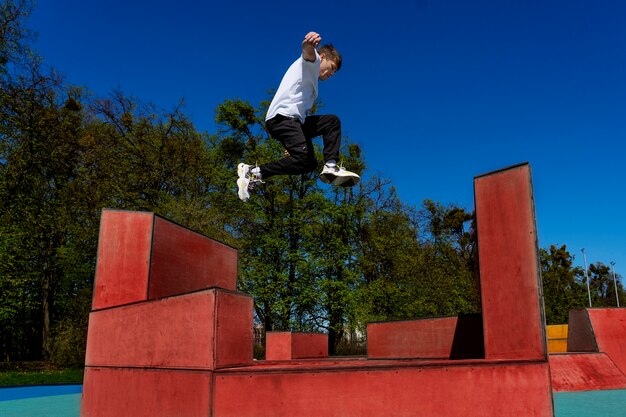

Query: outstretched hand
<box><xmin>302</xmin><ymin>32</ymin><xmax>321</xmax><ymax>62</ymax></box>
<box><xmin>303</xmin><ymin>32</ymin><xmax>321</xmax><ymax>48</ymax></box>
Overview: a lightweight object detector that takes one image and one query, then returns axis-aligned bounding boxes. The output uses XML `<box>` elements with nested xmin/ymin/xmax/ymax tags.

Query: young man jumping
<box><xmin>237</xmin><ymin>31</ymin><xmax>360</xmax><ymax>202</ymax></box>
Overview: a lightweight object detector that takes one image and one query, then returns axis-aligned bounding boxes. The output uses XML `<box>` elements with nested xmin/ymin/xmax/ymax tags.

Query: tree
<box><xmin>0</xmin><ymin>86</ymin><xmax>86</xmax><ymax>359</ymax></box>
<box><xmin>587</xmin><ymin>262</ymin><xmax>624</xmax><ymax>308</ymax></box>
<box><xmin>355</xmin><ymin>191</ymin><xmax>481</xmax><ymax>330</ymax></box>
<box><xmin>0</xmin><ymin>0</ymin><xmax>77</xmax><ymax>360</ymax></box>
<box><xmin>540</xmin><ymin>245</ymin><xmax>587</xmax><ymax>324</ymax></box>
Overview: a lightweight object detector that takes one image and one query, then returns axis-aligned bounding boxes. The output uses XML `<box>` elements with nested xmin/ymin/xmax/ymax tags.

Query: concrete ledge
<box><xmin>549</xmin><ymin>353</ymin><xmax>626</xmax><ymax>392</ymax></box>
<box><xmin>214</xmin><ymin>359</ymin><xmax>553</xmax><ymax>417</ymax></box>
<box><xmin>93</xmin><ymin>209</ymin><xmax>237</xmax><ymax>310</ymax></box>
<box><xmin>81</xmin><ymin>367</ymin><xmax>212</xmax><ymax>417</ymax></box>
<box><xmin>86</xmin><ymin>289</ymin><xmax>253</xmax><ymax>369</ymax></box>
<box><xmin>367</xmin><ymin>314</ymin><xmax>483</xmax><ymax>359</ymax></box>
<box><xmin>265</xmin><ymin>332</ymin><xmax>328</xmax><ymax>360</ymax></box>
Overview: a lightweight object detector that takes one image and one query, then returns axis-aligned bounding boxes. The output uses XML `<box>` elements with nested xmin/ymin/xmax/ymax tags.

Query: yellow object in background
<box><xmin>547</xmin><ymin>324</ymin><xmax>568</xmax><ymax>353</ymax></box>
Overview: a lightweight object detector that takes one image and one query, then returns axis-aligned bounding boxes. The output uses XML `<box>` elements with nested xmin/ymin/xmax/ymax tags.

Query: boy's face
<box><xmin>319</xmin><ymin>55</ymin><xmax>338</xmax><ymax>81</ymax></box>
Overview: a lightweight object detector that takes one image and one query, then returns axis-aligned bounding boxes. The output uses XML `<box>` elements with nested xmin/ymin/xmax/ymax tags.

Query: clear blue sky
<box><xmin>28</xmin><ymin>0</ymin><xmax>625</xmax><ymax>278</ymax></box>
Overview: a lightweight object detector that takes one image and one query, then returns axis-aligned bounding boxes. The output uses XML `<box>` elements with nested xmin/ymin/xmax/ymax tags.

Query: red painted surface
<box><xmin>85</xmin><ymin>289</ymin><xmax>253</xmax><ymax>369</ymax></box>
<box><xmin>93</xmin><ymin>210</ymin><xmax>154</xmax><ymax>310</ymax></box>
<box><xmin>549</xmin><ymin>353</ymin><xmax>626</xmax><ymax>392</ymax></box>
<box><xmin>474</xmin><ymin>164</ymin><xmax>547</xmax><ymax>360</ymax></box>
<box><xmin>266</xmin><ymin>332</ymin><xmax>328</xmax><ymax>360</ymax></box>
<box><xmin>149</xmin><ymin>216</ymin><xmax>237</xmax><ymax>298</ymax></box>
<box><xmin>265</xmin><ymin>332</ymin><xmax>292</xmax><ymax>360</ymax></box>
<box><xmin>213</xmin><ymin>359</ymin><xmax>553</xmax><ymax>417</ymax></box>
<box><xmin>93</xmin><ymin>209</ymin><xmax>238</xmax><ymax>310</ymax></box>
<box><xmin>586</xmin><ymin>308</ymin><xmax>626</xmax><ymax>374</ymax></box>
<box><xmin>84</xmin><ymin>170</ymin><xmax>560</xmax><ymax>417</ymax></box>
<box><xmin>214</xmin><ymin>289</ymin><xmax>255</xmax><ymax>367</ymax></box>
<box><xmin>81</xmin><ymin>367</ymin><xmax>212</xmax><ymax>417</ymax></box>
<box><xmin>368</xmin><ymin>317</ymin><xmax>458</xmax><ymax>359</ymax></box>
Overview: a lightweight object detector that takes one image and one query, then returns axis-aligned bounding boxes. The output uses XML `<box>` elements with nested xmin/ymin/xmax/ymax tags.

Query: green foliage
<box><xmin>538</xmin><ymin>245</ymin><xmax>624</xmax><ymax>324</ymax></box>
<box><xmin>540</xmin><ymin>245</ymin><xmax>587</xmax><ymax>324</ymax></box>
<box><xmin>49</xmin><ymin>316</ymin><xmax>88</xmax><ymax>368</ymax></box>
<box><xmin>0</xmin><ymin>365</ymin><xmax>83</xmax><ymax>386</ymax></box>
<box><xmin>0</xmin><ymin>0</ymin><xmax>33</xmax><ymax>74</ymax></box>
<box><xmin>587</xmin><ymin>261</ymin><xmax>624</xmax><ymax>308</ymax></box>
<box><xmin>356</xmin><ymin>194</ymin><xmax>480</xmax><ymax>327</ymax></box>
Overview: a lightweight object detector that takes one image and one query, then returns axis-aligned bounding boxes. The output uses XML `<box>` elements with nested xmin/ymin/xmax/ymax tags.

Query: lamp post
<box><xmin>610</xmin><ymin>261</ymin><xmax>620</xmax><ymax>308</ymax></box>
<box><xmin>582</xmin><ymin>248</ymin><xmax>592</xmax><ymax>307</ymax></box>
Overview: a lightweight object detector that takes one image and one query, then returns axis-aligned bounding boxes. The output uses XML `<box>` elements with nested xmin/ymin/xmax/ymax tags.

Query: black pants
<box><xmin>261</xmin><ymin>114</ymin><xmax>341</xmax><ymax>179</ymax></box>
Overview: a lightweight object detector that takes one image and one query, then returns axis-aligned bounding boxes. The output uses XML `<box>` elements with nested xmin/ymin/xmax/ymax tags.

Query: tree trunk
<box><xmin>41</xmin><ymin>269</ymin><xmax>52</xmax><ymax>360</ymax></box>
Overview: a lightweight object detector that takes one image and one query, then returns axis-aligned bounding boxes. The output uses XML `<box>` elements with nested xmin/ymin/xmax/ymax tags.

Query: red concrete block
<box><xmin>81</xmin><ymin>367</ymin><xmax>212</xmax><ymax>417</ymax></box>
<box><xmin>549</xmin><ymin>353</ymin><xmax>626</xmax><ymax>392</ymax></box>
<box><xmin>569</xmin><ymin>308</ymin><xmax>626</xmax><ymax>375</ymax></box>
<box><xmin>86</xmin><ymin>289</ymin><xmax>253</xmax><ymax>369</ymax></box>
<box><xmin>474</xmin><ymin>163</ymin><xmax>547</xmax><ymax>360</ymax></box>
<box><xmin>587</xmin><ymin>308</ymin><xmax>626</xmax><ymax>374</ymax></box>
<box><xmin>368</xmin><ymin>314</ymin><xmax>484</xmax><ymax>360</ymax></box>
<box><xmin>149</xmin><ymin>216</ymin><xmax>237</xmax><ymax>299</ymax></box>
<box><xmin>368</xmin><ymin>317</ymin><xmax>458</xmax><ymax>359</ymax></box>
<box><xmin>93</xmin><ymin>210</ymin><xmax>153</xmax><ymax>310</ymax></box>
<box><xmin>93</xmin><ymin>209</ymin><xmax>237</xmax><ymax>310</ymax></box>
<box><xmin>265</xmin><ymin>332</ymin><xmax>328</xmax><ymax>360</ymax></box>
<box><xmin>214</xmin><ymin>360</ymin><xmax>554</xmax><ymax>417</ymax></box>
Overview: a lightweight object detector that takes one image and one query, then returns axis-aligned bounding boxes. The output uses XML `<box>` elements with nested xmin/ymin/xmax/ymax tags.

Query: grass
<box><xmin>0</xmin><ymin>362</ymin><xmax>84</xmax><ymax>387</ymax></box>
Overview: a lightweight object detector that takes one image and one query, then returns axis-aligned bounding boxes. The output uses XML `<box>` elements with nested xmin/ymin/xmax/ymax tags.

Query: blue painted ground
<box><xmin>553</xmin><ymin>389</ymin><xmax>626</xmax><ymax>417</ymax></box>
<box><xmin>1</xmin><ymin>385</ymin><xmax>625</xmax><ymax>416</ymax></box>
<box><xmin>0</xmin><ymin>385</ymin><xmax>82</xmax><ymax>417</ymax></box>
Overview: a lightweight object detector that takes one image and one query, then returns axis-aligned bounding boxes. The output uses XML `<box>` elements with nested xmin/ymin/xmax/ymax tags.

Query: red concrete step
<box><xmin>568</xmin><ymin>308</ymin><xmax>626</xmax><ymax>375</ymax></box>
<box><xmin>86</xmin><ymin>289</ymin><xmax>253</xmax><ymax>370</ymax></box>
<box><xmin>83</xmin><ymin>359</ymin><xmax>554</xmax><ymax>417</ymax></box>
<box><xmin>549</xmin><ymin>353</ymin><xmax>626</xmax><ymax>392</ymax></box>
<box><xmin>265</xmin><ymin>332</ymin><xmax>328</xmax><ymax>360</ymax></box>
<box><xmin>94</xmin><ymin>209</ymin><xmax>237</xmax><ymax>310</ymax></box>
<box><xmin>213</xmin><ymin>359</ymin><xmax>553</xmax><ymax>417</ymax></box>
<box><xmin>81</xmin><ymin>367</ymin><xmax>212</xmax><ymax>417</ymax></box>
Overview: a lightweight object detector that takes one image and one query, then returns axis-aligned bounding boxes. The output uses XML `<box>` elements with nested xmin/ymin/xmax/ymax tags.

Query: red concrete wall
<box><xmin>549</xmin><ymin>353</ymin><xmax>626</xmax><ymax>392</ymax></box>
<box><xmin>93</xmin><ymin>210</ymin><xmax>154</xmax><ymax>310</ymax></box>
<box><xmin>367</xmin><ymin>314</ymin><xmax>484</xmax><ymax>360</ymax></box>
<box><xmin>149</xmin><ymin>216</ymin><xmax>237</xmax><ymax>298</ymax></box>
<box><xmin>586</xmin><ymin>308</ymin><xmax>626</xmax><ymax>374</ymax></box>
<box><xmin>86</xmin><ymin>289</ymin><xmax>253</xmax><ymax>369</ymax></box>
<box><xmin>368</xmin><ymin>317</ymin><xmax>458</xmax><ymax>359</ymax></box>
<box><xmin>93</xmin><ymin>209</ymin><xmax>237</xmax><ymax>310</ymax></box>
<box><xmin>265</xmin><ymin>332</ymin><xmax>292</xmax><ymax>360</ymax></box>
<box><xmin>266</xmin><ymin>332</ymin><xmax>328</xmax><ymax>360</ymax></box>
<box><xmin>213</xmin><ymin>360</ymin><xmax>553</xmax><ymax>417</ymax></box>
<box><xmin>84</xmin><ymin>178</ymin><xmax>559</xmax><ymax>417</ymax></box>
<box><xmin>81</xmin><ymin>367</ymin><xmax>212</xmax><ymax>417</ymax></box>
<box><xmin>474</xmin><ymin>163</ymin><xmax>547</xmax><ymax>360</ymax></box>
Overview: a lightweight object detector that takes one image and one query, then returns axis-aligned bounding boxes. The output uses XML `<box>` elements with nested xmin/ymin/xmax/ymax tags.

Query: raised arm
<box><xmin>302</xmin><ymin>32</ymin><xmax>321</xmax><ymax>62</ymax></box>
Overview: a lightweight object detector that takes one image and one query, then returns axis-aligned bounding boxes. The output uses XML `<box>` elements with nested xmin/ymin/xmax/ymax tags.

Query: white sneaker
<box><xmin>320</xmin><ymin>164</ymin><xmax>360</xmax><ymax>187</ymax></box>
<box><xmin>237</xmin><ymin>163</ymin><xmax>251</xmax><ymax>201</ymax></box>
<box><xmin>237</xmin><ymin>163</ymin><xmax>263</xmax><ymax>202</ymax></box>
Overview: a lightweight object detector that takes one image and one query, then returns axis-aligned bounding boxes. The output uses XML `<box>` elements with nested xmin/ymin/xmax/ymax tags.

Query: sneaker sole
<box><xmin>333</xmin><ymin>175</ymin><xmax>360</xmax><ymax>187</ymax></box>
<box><xmin>320</xmin><ymin>173</ymin><xmax>337</xmax><ymax>184</ymax></box>
<box><xmin>237</xmin><ymin>178</ymin><xmax>250</xmax><ymax>201</ymax></box>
